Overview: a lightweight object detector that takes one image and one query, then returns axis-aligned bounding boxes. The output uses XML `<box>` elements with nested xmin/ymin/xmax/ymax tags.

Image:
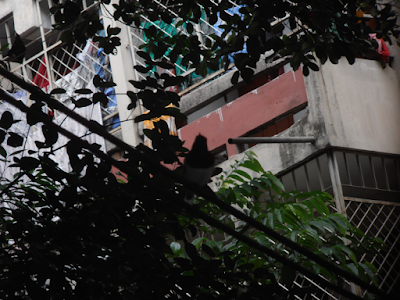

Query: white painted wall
<box><xmin>219</xmin><ymin>58</ymin><xmax>400</xmax><ymax>175</ymax></box>
<box><xmin>0</xmin><ymin>0</ymin><xmax>38</xmax><ymax>36</ymax></box>
<box><xmin>313</xmin><ymin>58</ymin><xmax>400</xmax><ymax>155</ymax></box>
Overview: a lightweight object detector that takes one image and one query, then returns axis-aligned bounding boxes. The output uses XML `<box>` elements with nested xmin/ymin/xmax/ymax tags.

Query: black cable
<box><xmin>0</xmin><ymin>67</ymin><xmax>389</xmax><ymax>299</ymax></box>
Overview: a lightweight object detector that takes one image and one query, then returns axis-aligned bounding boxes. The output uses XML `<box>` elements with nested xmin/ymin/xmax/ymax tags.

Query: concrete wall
<box><xmin>0</xmin><ymin>0</ymin><xmax>38</xmax><ymax>37</ymax></box>
<box><xmin>217</xmin><ymin>58</ymin><xmax>400</xmax><ymax>175</ymax></box>
<box><xmin>309</xmin><ymin>58</ymin><xmax>400</xmax><ymax>155</ymax></box>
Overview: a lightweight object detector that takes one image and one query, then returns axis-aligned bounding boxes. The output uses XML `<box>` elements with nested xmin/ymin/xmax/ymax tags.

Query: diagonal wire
<box><xmin>0</xmin><ymin>66</ymin><xmax>389</xmax><ymax>299</ymax></box>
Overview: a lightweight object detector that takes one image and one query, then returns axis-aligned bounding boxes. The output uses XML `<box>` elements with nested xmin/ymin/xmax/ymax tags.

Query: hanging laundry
<box><xmin>93</xmin><ymin>47</ymin><xmax>120</xmax><ymax>128</ymax></box>
<box><xmin>32</xmin><ymin>56</ymin><xmax>49</xmax><ymax>90</ymax></box>
<box><xmin>54</xmin><ymin>39</ymin><xmax>97</xmax><ymax>104</ymax></box>
<box><xmin>104</xmin><ymin>87</ymin><xmax>120</xmax><ymax>129</ymax></box>
<box><xmin>369</xmin><ymin>33</ymin><xmax>390</xmax><ymax>63</ymax></box>
<box><xmin>143</xmin><ymin>103</ymin><xmax>177</xmax><ymax>149</ymax></box>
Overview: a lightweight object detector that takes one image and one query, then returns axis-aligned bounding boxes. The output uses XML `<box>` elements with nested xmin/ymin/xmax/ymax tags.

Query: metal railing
<box><xmin>276</xmin><ymin>150</ymin><xmax>400</xmax><ymax>298</ymax></box>
<box><xmin>0</xmin><ymin>0</ymin><xmax>119</xmax><ymax>131</ymax></box>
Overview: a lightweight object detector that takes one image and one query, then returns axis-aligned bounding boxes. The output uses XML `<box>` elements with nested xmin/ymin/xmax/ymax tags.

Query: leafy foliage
<box><xmin>0</xmin><ymin>0</ymin><xmax>393</xmax><ymax>299</ymax></box>
<box><xmin>50</xmin><ymin>0</ymin><xmax>398</xmax><ymax>84</ymax></box>
<box><xmin>0</xmin><ymin>143</ymin><xmax>384</xmax><ymax>299</ymax></box>
<box><xmin>185</xmin><ymin>152</ymin><xmax>383</xmax><ymax>290</ymax></box>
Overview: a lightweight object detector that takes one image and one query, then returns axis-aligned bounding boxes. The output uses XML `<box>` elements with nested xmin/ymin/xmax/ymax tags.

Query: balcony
<box><xmin>178</xmin><ymin>68</ymin><xmax>308</xmax><ymax>157</ymax></box>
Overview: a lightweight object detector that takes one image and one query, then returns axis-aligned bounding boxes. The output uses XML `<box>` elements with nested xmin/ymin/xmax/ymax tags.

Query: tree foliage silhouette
<box><xmin>0</xmin><ymin>0</ymin><xmax>397</xmax><ymax>299</ymax></box>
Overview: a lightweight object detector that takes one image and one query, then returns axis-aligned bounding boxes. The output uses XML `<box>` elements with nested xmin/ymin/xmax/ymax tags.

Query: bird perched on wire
<box><xmin>183</xmin><ymin>134</ymin><xmax>215</xmax><ymax>204</ymax></box>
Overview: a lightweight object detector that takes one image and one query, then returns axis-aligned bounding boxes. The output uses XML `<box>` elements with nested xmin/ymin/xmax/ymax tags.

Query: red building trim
<box><xmin>178</xmin><ymin>69</ymin><xmax>308</xmax><ymax>157</ymax></box>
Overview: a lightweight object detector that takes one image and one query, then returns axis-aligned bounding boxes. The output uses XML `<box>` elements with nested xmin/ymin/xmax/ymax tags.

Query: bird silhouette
<box><xmin>5</xmin><ymin>34</ymin><xmax>26</xmax><ymax>64</ymax></box>
<box><xmin>183</xmin><ymin>134</ymin><xmax>215</xmax><ymax>203</ymax></box>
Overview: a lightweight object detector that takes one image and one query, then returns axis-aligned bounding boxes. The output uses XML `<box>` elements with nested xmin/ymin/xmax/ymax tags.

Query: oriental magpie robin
<box><xmin>183</xmin><ymin>134</ymin><xmax>215</xmax><ymax>203</ymax></box>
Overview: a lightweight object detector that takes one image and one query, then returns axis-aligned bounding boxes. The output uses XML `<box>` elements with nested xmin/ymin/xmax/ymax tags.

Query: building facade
<box><xmin>0</xmin><ymin>0</ymin><xmax>399</xmax><ymax>298</ymax></box>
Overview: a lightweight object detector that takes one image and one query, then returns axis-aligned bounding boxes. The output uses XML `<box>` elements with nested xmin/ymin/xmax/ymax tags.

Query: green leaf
<box><xmin>274</xmin><ymin>208</ymin><xmax>284</xmax><ymax>224</ymax></box>
<box><xmin>192</xmin><ymin>237</ymin><xmax>205</xmax><ymax>250</ymax></box>
<box><xmin>233</xmin><ymin>169</ymin><xmax>252</xmax><ymax>181</ymax></box>
<box><xmin>309</xmin><ymin>197</ymin><xmax>325</xmax><ymax>216</ymax></box>
<box><xmin>330</xmin><ymin>214</ymin><xmax>349</xmax><ymax>234</ymax></box>
<box><xmin>359</xmin><ymin>262</ymin><xmax>378</xmax><ymax>285</ymax></box>
<box><xmin>229</xmin><ymin>174</ymin><xmax>245</xmax><ymax>183</ymax></box>
<box><xmin>345</xmin><ymin>263</ymin><xmax>359</xmax><ymax>276</ymax></box>
<box><xmin>334</xmin><ymin>244</ymin><xmax>357</xmax><ymax>264</ymax></box>
<box><xmin>0</xmin><ymin>43</ymin><xmax>9</xmax><ymax>52</ymax></box>
<box><xmin>267</xmin><ymin>212</ymin><xmax>274</xmax><ymax>229</ymax></box>
<box><xmin>303</xmin><ymin>226</ymin><xmax>322</xmax><ymax>245</ymax></box>
<box><xmin>265</xmin><ymin>172</ymin><xmax>285</xmax><ymax>192</ymax></box>
<box><xmin>309</xmin><ymin>220</ymin><xmax>326</xmax><ymax>233</ymax></box>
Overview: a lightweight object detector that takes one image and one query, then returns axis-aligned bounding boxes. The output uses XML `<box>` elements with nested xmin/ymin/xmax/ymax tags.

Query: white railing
<box><xmin>0</xmin><ymin>0</ymin><xmax>119</xmax><ymax>132</ymax></box>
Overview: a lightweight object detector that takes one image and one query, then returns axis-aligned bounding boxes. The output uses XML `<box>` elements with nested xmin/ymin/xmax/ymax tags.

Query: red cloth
<box><xmin>32</xmin><ymin>56</ymin><xmax>49</xmax><ymax>89</ymax></box>
<box><xmin>379</xmin><ymin>39</ymin><xmax>390</xmax><ymax>62</ymax></box>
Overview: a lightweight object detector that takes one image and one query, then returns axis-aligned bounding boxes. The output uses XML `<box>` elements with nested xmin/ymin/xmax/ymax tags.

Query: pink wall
<box><xmin>178</xmin><ymin>69</ymin><xmax>308</xmax><ymax>157</ymax></box>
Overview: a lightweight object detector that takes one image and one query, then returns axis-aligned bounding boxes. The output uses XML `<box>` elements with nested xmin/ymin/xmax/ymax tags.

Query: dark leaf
<box><xmin>241</xmin><ymin>68</ymin><xmax>254</xmax><ymax>83</ymax></box>
<box><xmin>281</xmin><ymin>265</ymin><xmax>297</xmax><ymax>287</ymax></box>
<box><xmin>7</xmin><ymin>132</ymin><xmax>23</xmax><ymax>147</ymax></box>
<box><xmin>35</xmin><ymin>141</ymin><xmax>47</xmax><ymax>149</ymax></box>
<box><xmin>0</xmin><ymin>146</ymin><xmax>6</xmax><ymax>157</ymax></box>
<box><xmin>136</xmin><ymin>50</ymin><xmax>153</xmax><ymax>62</ymax></box>
<box><xmin>50</xmin><ymin>88</ymin><xmax>66</xmax><ymax>94</ymax></box>
<box><xmin>202</xmin><ymin>244</ymin><xmax>215</xmax><ymax>257</ymax></box>
<box><xmin>154</xmin><ymin>61</ymin><xmax>174</xmax><ymax>69</ymax></box>
<box><xmin>163</xmin><ymin>76</ymin><xmax>185</xmax><ymax>87</ymax></box>
<box><xmin>0</xmin><ymin>111</ymin><xmax>13</xmax><ymax>130</ymax></box>
<box><xmin>224</xmin><ymin>255</ymin><xmax>235</xmax><ymax>270</ymax></box>
<box><xmin>92</xmin><ymin>92</ymin><xmax>108</xmax><ymax>106</ymax></box>
<box><xmin>107</xmin><ymin>26</ymin><xmax>121</xmax><ymax>36</ymax></box>
<box><xmin>19</xmin><ymin>157</ymin><xmax>40</xmax><ymax>172</ymax></box>
<box><xmin>75</xmin><ymin>88</ymin><xmax>93</xmax><ymax>94</ymax></box>
<box><xmin>308</xmin><ymin>61</ymin><xmax>319</xmax><ymax>71</ymax></box>
<box><xmin>0</xmin><ymin>129</ymin><xmax>6</xmax><ymax>143</ymax></box>
<box><xmin>302</xmin><ymin>65</ymin><xmax>309</xmax><ymax>76</ymax></box>
<box><xmin>188</xmin><ymin>225</ymin><xmax>197</xmax><ymax>237</ymax></box>
<box><xmin>93</xmin><ymin>75</ymin><xmax>116</xmax><ymax>88</ymax></box>
<box><xmin>231</xmin><ymin>70</ymin><xmax>240</xmax><ymax>84</ymax></box>
<box><xmin>74</xmin><ymin>98</ymin><xmax>92</xmax><ymax>108</ymax></box>
<box><xmin>42</xmin><ymin>124</ymin><xmax>59</xmax><ymax>146</ymax></box>
<box><xmin>185</xmin><ymin>243</ymin><xmax>200</xmax><ymax>260</ymax></box>
<box><xmin>134</xmin><ymin>65</ymin><xmax>152</xmax><ymax>73</ymax></box>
